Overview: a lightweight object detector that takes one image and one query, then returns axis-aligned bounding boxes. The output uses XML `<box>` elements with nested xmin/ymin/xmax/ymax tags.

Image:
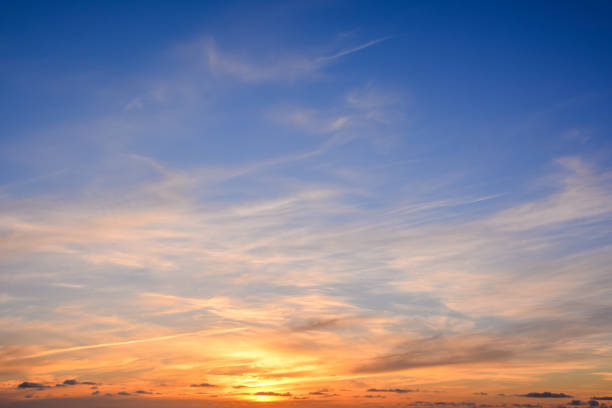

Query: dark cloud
<box><xmin>254</xmin><ymin>392</ymin><xmax>292</xmax><ymax>397</ymax></box>
<box><xmin>569</xmin><ymin>401</ymin><xmax>584</xmax><ymax>405</ymax></box>
<box><xmin>309</xmin><ymin>388</ymin><xmax>329</xmax><ymax>395</ymax></box>
<box><xmin>135</xmin><ymin>390</ymin><xmax>152</xmax><ymax>394</ymax></box>
<box><xmin>589</xmin><ymin>401</ymin><xmax>600</xmax><ymax>407</ymax></box>
<box><xmin>92</xmin><ymin>391</ymin><xmax>100</xmax><ymax>396</ymax></box>
<box><xmin>291</xmin><ymin>318</ymin><xmax>342</xmax><ymax>332</ymax></box>
<box><xmin>233</xmin><ymin>385</ymin><xmax>249</xmax><ymax>389</ymax></box>
<box><xmin>117</xmin><ymin>392</ymin><xmax>131</xmax><ymax>396</ymax></box>
<box><xmin>520</xmin><ymin>393</ymin><xmax>573</xmax><ymax>398</ymax></box>
<box><xmin>594</xmin><ymin>398</ymin><xmax>612</xmax><ymax>401</ymax></box>
<box><xmin>354</xmin><ymin>336</ymin><xmax>512</xmax><ymax>374</ymax></box>
<box><xmin>55</xmin><ymin>379</ymin><xmax>97</xmax><ymax>387</ymax></box>
<box><xmin>308</xmin><ymin>389</ymin><xmax>337</xmax><ymax>397</ymax></box>
<box><xmin>190</xmin><ymin>383</ymin><xmax>217</xmax><ymax>387</ymax></box>
<box><xmin>17</xmin><ymin>382</ymin><xmax>47</xmax><ymax>389</ymax></box>
<box><xmin>406</xmin><ymin>401</ymin><xmax>478</xmax><ymax>407</ymax></box>
<box><xmin>367</xmin><ymin>388</ymin><xmax>414</xmax><ymax>393</ymax></box>
<box><xmin>474</xmin><ymin>393</ymin><xmax>488</xmax><ymax>396</ymax></box>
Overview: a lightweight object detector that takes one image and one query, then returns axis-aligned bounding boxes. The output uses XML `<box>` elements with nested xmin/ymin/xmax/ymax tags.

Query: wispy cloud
<box><xmin>316</xmin><ymin>37</ymin><xmax>392</xmax><ymax>62</ymax></box>
<box><xmin>1</xmin><ymin>154</ymin><xmax>611</xmax><ymax>398</ymax></box>
<box><xmin>1</xmin><ymin>11</ymin><xmax>611</xmax><ymax>404</ymax></box>
<box><xmin>204</xmin><ymin>36</ymin><xmax>391</xmax><ymax>82</ymax></box>
<box><xmin>17</xmin><ymin>327</ymin><xmax>244</xmax><ymax>359</ymax></box>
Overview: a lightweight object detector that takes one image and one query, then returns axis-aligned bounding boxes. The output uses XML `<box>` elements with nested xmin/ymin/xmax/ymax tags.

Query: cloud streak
<box><xmin>15</xmin><ymin>327</ymin><xmax>244</xmax><ymax>359</ymax></box>
<box><xmin>316</xmin><ymin>37</ymin><xmax>392</xmax><ymax>62</ymax></box>
<box><xmin>205</xmin><ymin>36</ymin><xmax>391</xmax><ymax>82</ymax></box>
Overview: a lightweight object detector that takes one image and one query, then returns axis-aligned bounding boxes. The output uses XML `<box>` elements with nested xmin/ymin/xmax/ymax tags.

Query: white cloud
<box><xmin>124</xmin><ymin>97</ymin><xmax>143</xmax><ymax>111</ymax></box>
<box><xmin>203</xmin><ymin>36</ymin><xmax>391</xmax><ymax>82</ymax></box>
<box><xmin>488</xmin><ymin>156</ymin><xmax>612</xmax><ymax>231</ymax></box>
<box><xmin>316</xmin><ymin>37</ymin><xmax>391</xmax><ymax>62</ymax></box>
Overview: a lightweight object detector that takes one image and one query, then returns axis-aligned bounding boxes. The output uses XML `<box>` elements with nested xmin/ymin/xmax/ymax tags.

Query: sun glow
<box><xmin>247</xmin><ymin>394</ymin><xmax>284</xmax><ymax>402</ymax></box>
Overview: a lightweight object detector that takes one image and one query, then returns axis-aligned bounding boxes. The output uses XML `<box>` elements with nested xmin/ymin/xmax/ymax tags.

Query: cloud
<box><xmin>593</xmin><ymin>399</ymin><xmax>612</xmax><ymax>401</ymax></box>
<box><xmin>190</xmin><ymin>383</ymin><xmax>217</xmax><ymax>387</ymax></box>
<box><xmin>117</xmin><ymin>391</ymin><xmax>131</xmax><ymax>396</ymax></box>
<box><xmin>204</xmin><ymin>39</ymin><xmax>317</xmax><ymax>82</ymax></box>
<box><xmin>17</xmin><ymin>382</ymin><xmax>47</xmax><ymax>389</ymax></box>
<box><xmin>489</xmin><ymin>157</ymin><xmax>612</xmax><ymax>231</ymax></box>
<box><xmin>51</xmin><ymin>282</ymin><xmax>85</xmax><ymax>289</ymax></box>
<box><xmin>309</xmin><ymin>389</ymin><xmax>338</xmax><ymax>397</ymax></box>
<box><xmin>254</xmin><ymin>391</ymin><xmax>292</xmax><ymax>397</ymax></box>
<box><xmin>291</xmin><ymin>318</ymin><xmax>343</xmax><ymax>332</ymax></box>
<box><xmin>367</xmin><ymin>388</ymin><xmax>414</xmax><ymax>393</ymax></box>
<box><xmin>345</xmin><ymin>85</ymin><xmax>402</xmax><ymax>124</ymax></box>
<box><xmin>15</xmin><ymin>327</ymin><xmax>243</xmax><ymax>360</ymax></box>
<box><xmin>520</xmin><ymin>393</ymin><xmax>574</xmax><ymax>398</ymax></box>
<box><xmin>354</xmin><ymin>336</ymin><xmax>513</xmax><ymax>373</ymax></box>
<box><xmin>135</xmin><ymin>390</ymin><xmax>152</xmax><ymax>394</ymax></box>
<box><xmin>404</xmin><ymin>402</ymin><xmax>479</xmax><ymax>407</ymax></box>
<box><xmin>316</xmin><ymin>37</ymin><xmax>391</xmax><ymax>62</ymax></box>
<box><xmin>1</xmin><ymin>151</ymin><xmax>611</xmax><ymax>398</ymax></box>
<box><xmin>124</xmin><ymin>97</ymin><xmax>144</xmax><ymax>111</ymax></box>
<box><xmin>205</xmin><ymin>36</ymin><xmax>390</xmax><ymax>82</ymax></box>
<box><xmin>267</xmin><ymin>107</ymin><xmax>351</xmax><ymax>134</ymax></box>
<box><xmin>513</xmin><ymin>405</ymin><xmax>542</xmax><ymax>408</ymax></box>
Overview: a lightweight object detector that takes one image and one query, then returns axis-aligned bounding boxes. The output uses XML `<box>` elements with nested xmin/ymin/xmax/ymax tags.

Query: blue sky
<box><xmin>1</xmin><ymin>1</ymin><xmax>612</xmax><ymax>406</ymax></box>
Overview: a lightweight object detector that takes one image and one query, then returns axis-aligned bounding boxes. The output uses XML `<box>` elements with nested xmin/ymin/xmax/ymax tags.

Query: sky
<box><xmin>1</xmin><ymin>1</ymin><xmax>612</xmax><ymax>407</ymax></box>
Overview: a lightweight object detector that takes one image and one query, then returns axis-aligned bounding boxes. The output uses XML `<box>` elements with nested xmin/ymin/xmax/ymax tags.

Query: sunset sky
<box><xmin>1</xmin><ymin>1</ymin><xmax>612</xmax><ymax>407</ymax></box>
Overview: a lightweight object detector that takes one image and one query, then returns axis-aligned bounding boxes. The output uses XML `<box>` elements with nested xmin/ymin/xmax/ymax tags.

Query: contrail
<box><xmin>18</xmin><ymin>327</ymin><xmax>245</xmax><ymax>360</ymax></box>
<box><xmin>317</xmin><ymin>37</ymin><xmax>392</xmax><ymax>62</ymax></box>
